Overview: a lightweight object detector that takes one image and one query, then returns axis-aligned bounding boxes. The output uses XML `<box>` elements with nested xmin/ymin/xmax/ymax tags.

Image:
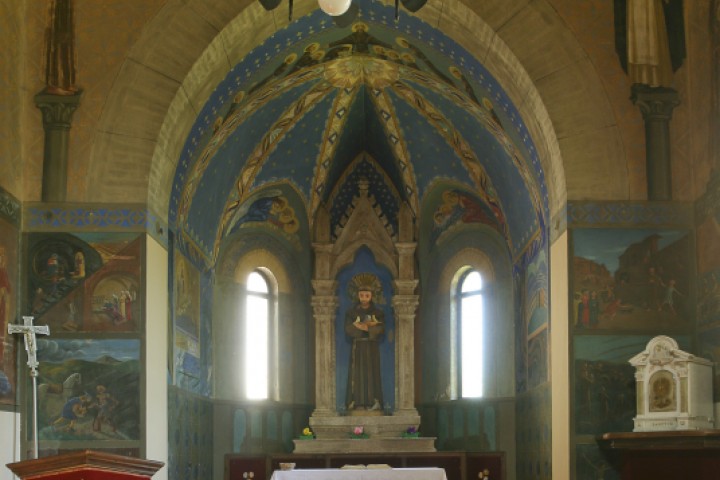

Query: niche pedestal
<box><xmin>629</xmin><ymin>335</ymin><xmax>714</xmax><ymax>432</ymax></box>
<box><xmin>298</xmin><ymin>414</ymin><xmax>434</xmax><ymax>453</ymax></box>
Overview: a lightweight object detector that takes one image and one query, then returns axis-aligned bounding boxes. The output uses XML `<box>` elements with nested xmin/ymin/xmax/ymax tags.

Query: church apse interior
<box><xmin>1</xmin><ymin>1</ymin><xmax>720</xmax><ymax>480</ymax></box>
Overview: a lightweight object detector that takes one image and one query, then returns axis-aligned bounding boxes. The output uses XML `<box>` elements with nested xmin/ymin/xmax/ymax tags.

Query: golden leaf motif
<box><xmin>324</xmin><ymin>56</ymin><xmax>400</xmax><ymax>89</ymax></box>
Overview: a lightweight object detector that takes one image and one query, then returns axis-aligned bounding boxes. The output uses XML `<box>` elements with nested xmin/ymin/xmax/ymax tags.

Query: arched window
<box><xmin>441</xmin><ymin>247</ymin><xmax>510</xmax><ymax>401</ymax></box>
<box><xmin>244</xmin><ymin>270</ymin><xmax>274</xmax><ymax>400</ymax></box>
<box><xmin>457</xmin><ymin>269</ymin><xmax>484</xmax><ymax>398</ymax></box>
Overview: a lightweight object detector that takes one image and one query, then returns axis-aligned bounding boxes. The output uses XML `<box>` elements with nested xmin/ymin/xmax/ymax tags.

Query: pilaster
<box><xmin>392</xmin><ymin>288</ymin><xmax>418</xmax><ymax>415</ymax></box>
<box><xmin>311</xmin><ymin>288</ymin><xmax>338</xmax><ymax>416</ymax></box>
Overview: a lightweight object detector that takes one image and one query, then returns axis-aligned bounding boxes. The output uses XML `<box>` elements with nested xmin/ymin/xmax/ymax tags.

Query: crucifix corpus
<box><xmin>8</xmin><ymin>315</ymin><xmax>50</xmax><ymax>459</ymax></box>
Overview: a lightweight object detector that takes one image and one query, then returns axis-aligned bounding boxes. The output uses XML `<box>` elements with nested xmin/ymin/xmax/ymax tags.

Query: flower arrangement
<box><xmin>401</xmin><ymin>426</ymin><xmax>420</xmax><ymax>438</ymax></box>
<box><xmin>349</xmin><ymin>425</ymin><xmax>369</xmax><ymax>439</ymax></box>
<box><xmin>298</xmin><ymin>427</ymin><xmax>314</xmax><ymax>440</ymax></box>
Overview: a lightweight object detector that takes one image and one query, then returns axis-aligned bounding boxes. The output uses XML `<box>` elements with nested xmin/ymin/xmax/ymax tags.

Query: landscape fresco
<box><xmin>571</xmin><ymin>228</ymin><xmax>693</xmax><ymax>331</ymax></box>
<box><xmin>35</xmin><ymin>338</ymin><xmax>140</xmax><ymax>442</ymax></box>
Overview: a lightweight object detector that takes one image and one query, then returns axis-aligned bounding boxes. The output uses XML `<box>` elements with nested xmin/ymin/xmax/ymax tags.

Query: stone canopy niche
<box><xmin>298</xmin><ymin>180</ymin><xmax>434</xmax><ymax>453</ymax></box>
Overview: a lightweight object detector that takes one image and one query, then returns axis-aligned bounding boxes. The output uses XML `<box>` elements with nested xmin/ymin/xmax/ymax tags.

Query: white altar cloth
<box><xmin>270</xmin><ymin>467</ymin><xmax>447</xmax><ymax>480</ymax></box>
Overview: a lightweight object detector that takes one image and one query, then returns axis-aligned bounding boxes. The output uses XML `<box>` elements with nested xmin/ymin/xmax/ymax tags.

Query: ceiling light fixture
<box><xmin>258</xmin><ymin>0</ymin><xmax>427</xmax><ymax>24</ymax></box>
<box><xmin>318</xmin><ymin>0</ymin><xmax>352</xmax><ymax>16</ymax></box>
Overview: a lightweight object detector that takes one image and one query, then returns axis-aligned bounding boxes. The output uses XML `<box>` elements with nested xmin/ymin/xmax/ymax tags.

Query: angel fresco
<box><xmin>430</xmin><ymin>189</ymin><xmax>504</xmax><ymax>246</ymax></box>
<box><xmin>225</xmin><ymin>191</ymin><xmax>299</xmax><ymax>237</ymax></box>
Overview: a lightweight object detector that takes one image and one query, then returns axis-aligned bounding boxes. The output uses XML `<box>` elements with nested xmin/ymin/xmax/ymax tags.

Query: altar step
<box><xmin>293</xmin><ymin>437</ymin><xmax>436</xmax><ymax>454</ymax></box>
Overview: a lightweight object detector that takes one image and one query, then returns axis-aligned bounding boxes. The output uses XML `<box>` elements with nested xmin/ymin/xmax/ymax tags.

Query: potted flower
<box><xmin>402</xmin><ymin>426</ymin><xmax>420</xmax><ymax>438</ymax></box>
<box><xmin>299</xmin><ymin>427</ymin><xmax>314</xmax><ymax>440</ymax></box>
<box><xmin>349</xmin><ymin>426</ymin><xmax>369</xmax><ymax>439</ymax></box>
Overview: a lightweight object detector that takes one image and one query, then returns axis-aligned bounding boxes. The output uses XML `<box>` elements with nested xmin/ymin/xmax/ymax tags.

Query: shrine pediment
<box><xmin>629</xmin><ymin>335</ymin><xmax>702</xmax><ymax>367</ymax></box>
<box><xmin>332</xmin><ymin>179</ymin><xmax>397</xmax><ymax>277</ymax></box>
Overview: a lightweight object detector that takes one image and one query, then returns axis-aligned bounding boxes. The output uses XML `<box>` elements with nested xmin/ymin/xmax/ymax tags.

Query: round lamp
<box><xmin>318</xmin><ymin>0</ymin><xmax>352</xmax><ymax>16</ymax></box>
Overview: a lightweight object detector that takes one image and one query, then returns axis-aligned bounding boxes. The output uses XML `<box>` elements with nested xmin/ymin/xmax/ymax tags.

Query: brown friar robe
<box><xmin>344</xmin><ymin>302</ymin><xmax>384</xmax><ymax>409</ymax></box>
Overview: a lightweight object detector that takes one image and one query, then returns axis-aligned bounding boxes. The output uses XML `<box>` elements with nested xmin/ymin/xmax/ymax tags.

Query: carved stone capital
<box><xmin>393</xmin><ymin>280</ymin><xmax>418</xmax><ymax>296</ymax></box>
<box><xmin>34</xmin><ymin>90</ymin><xmax>83</xmax><ymax>128</ymax></box>
<box><xmin>631</xmin><ymin>85</ymin><xmax>680</xmax><ymax>121</ymax></box>
<box><xmin>392</xmin><ymin>295</ymin><xmax>419</xmax><ymax>317</ymax></box>
<box><xmin>311</xmin><ymin>295</ymin><xmax>338</xmax><ymax>318</ymax></box>
<box><xmin>395</xmin><ymin>242</ymin><xmax>417</xmax><ymax>255</ymax></box>
<box><xmin>312</xmin><ymin>280</ymin><xmax>338</xmax><ymax>296</ymax></box>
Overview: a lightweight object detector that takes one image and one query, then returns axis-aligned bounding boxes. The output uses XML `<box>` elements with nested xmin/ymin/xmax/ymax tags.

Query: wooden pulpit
<box><xmin>6</xmin><ymin>450</ymin><xmax>164</xmax><ymax>480</ymax></box>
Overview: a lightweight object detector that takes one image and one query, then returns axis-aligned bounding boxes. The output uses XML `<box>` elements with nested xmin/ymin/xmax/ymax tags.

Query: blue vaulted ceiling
<box><xmin>169</xmin><ymin>0</ymin><xmax>548</xmax><ymax>265</ymax></box>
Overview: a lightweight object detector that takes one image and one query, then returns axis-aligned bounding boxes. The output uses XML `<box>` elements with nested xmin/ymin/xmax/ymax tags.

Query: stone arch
<box><xmin>83</xmin><ymin>0</ymin><xmax>596</xmax><ymax>222</ymax></box>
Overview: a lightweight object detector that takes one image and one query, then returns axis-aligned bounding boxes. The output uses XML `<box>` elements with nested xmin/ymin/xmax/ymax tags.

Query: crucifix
<box><xmin>8</xmin><ymin>315</ymin><xmax>50</xmax><ymax>459</ymax></box>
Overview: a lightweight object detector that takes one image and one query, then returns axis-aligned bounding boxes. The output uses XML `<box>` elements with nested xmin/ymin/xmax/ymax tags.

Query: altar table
<box><xmin>270</xmin><ymin>467</ymin><xmax>447</xmax><ymax>480</ymax></box>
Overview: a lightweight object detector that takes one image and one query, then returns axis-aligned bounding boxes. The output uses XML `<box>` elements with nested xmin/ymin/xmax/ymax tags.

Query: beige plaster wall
<box><xmin>0</xmin><ymin>0</ymin><xmax>27</xmax><ymax>201</ymax></box>
<box><xmin>3</xmin><ymin>0</ymin><xmax>714</xmax><ymax>207</ymax></box>
<box><xmin>671</xmin><ymin>1</ymin><xmax>714</xmax><ymax>200</ymax></box>
<box><xmin>549</xmin><ymin>0</ymin><xmax>713</xmax><ymax>201</ymax></box>
<box><xmin>146</xmin><ymin>235</ymin><xmax>169</xmax><ymax>479</ymax></box>
<box><xmin>550</xmin><ymin>230</ymin><xmax>570</xmax><ymax>480</ymax></box>
<box><xmin>13</xmin><ymin>0</ymin><xmax>166</xmax><ymax>203</ymax></box>
<box><xmin>0</xmin><ymin>410</ymin><xmax>21</xmax><ymax>480</ymax></box>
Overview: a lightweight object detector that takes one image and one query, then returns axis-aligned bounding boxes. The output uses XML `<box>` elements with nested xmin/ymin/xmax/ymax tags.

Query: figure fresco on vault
<box><xmin>329</xmin><ymin>22</ymin><xmax>393</xmax><ymax>55</ymax></box>
<box><xmin>571</xmin><ymin>228</ymin><xmax>693</xmax><ymax>331</ymax></box>
<box><xmin>430</xmin><ymin>189</ymin><xmax>505</xmax><ymax>245</ymax></box>
<box><xmin>219</xmin><ymin>189</ymin><xmax>302</xmax><ymax>259</ymax></box>
<box><xmin>228</xmin><ymin>192</ymin><xmax>299</xmax><ymax>236</ymax></box>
